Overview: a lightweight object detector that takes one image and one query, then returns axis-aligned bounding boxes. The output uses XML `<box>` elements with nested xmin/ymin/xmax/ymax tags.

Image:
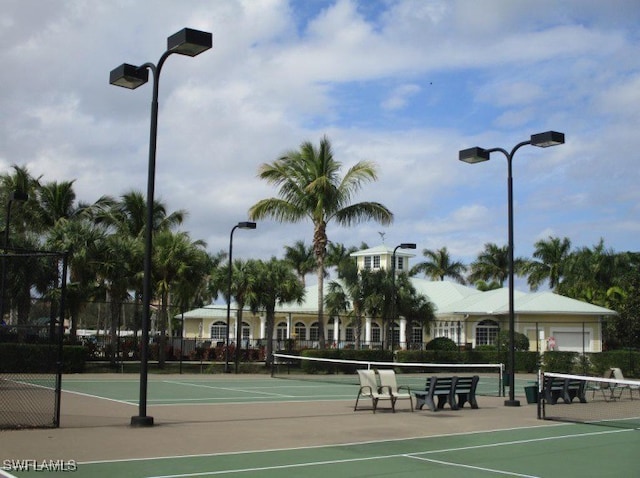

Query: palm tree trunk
<box><xmin>314</xmin><ymin>221</ymin><xmax>327</xmax><ymax>348</ymax></box>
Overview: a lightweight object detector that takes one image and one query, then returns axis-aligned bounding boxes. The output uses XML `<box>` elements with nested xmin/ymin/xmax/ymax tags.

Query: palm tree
<box><xmin>326</xmin><ymin>242</ymin><xmax>363</xmax><ymax>278</ymax></box>
<box><xmin>96</xmin><ymin>191</ymin><xmax>186</xmax><ymax>343</ymax></box>
<box><xmin>468</xmin><ymin>243</ymin><xmax>510</xmax><ymax>288</ymax></box>
<box><xmin>521</xmin><ymin>236</ymin><xmax>571</xmax><ymax>291</ymax></box>
<box><xmin>211</xmin><ymin>257</ymin><xmax>260</xmax><ymax>361</ymax></box>
<box><xmin>395</xmin><ymin>273</ymin><xmax>435</xmax><ymax>349</ymax></box>
<box><xmin>46</xmin><ymin>217</ymin><xmax>106</xmax><ymax>340</ymax></box>
<box><xmin>249</xmin><ymin>136</ymin><xmax>393</xmax><ymax>347</ymax></box>
<box><xmin>557</xmin><ymin>239</ymin><xmax>629</xmax><ymax>306</ymax></box>
<box><xmin>283</xmin><ymin>240</ymin><xmax>315</xmax><ymax>287</ymax></box>
<box><xmin>248</xmin><ymin>257</ymin><xmax>305</xmax><ymax>365</ymax></box>
<box><xmin>411</xmin><ymin>246</ymin><xmax>467</xmax><ymax>283</ymax></box>
<box><xmin>325</xmin><ymin>253</ymin><xmax>365</xmax><ymax>348</ymax></box>
<box><xmin>153</xmin><ymin>230</ymin><xmax>208</xmax><ymax>366</ymax></box>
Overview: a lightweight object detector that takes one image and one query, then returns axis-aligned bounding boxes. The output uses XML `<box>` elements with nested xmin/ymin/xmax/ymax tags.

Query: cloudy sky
<box><xmin>1</xmin><ymin>0</ymin><xmax>638</xmax><ymax>288</ymax></box>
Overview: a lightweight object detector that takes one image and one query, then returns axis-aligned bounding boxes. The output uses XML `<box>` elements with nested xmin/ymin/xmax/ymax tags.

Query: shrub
<box><xmin>425</xmin><ymin>337</ymin><xmax>457</xmax><ymax>351</ymax></box>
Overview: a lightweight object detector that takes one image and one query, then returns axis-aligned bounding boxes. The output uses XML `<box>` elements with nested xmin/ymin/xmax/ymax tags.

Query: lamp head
<box><xmin>459</xmin><ymin>147</ymin><xmax>490</xmax><ymax>164</ymax></box>
<box><xmin>109</xmin><ymin>63</ymin><xmax>149</xmax><ymax>89</ymax></box>
<box><xmin>399</xmin><ymin>243</ymin><xmax>416</xmax><ymax>249</ymax></box>
<box><xmin>167</xmin><ymin>28</ymin><xmax>212</xmax><ymax>57</ymax></box>
<box><xmin>530</xmin><ymin>131</ymin><xmax>565</xmax><ymax>148</ymax></box>
<box><xmin>237</xmin><ymin>221</ymin><xmax>257</xmax><ymax>230</ymax></box>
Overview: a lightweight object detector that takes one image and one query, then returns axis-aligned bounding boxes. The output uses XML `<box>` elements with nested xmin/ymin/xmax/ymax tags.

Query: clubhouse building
<box><xmin>178</xmin><ymin>245</ymin><xmax>616</xmax><ymax>354</ymax></box>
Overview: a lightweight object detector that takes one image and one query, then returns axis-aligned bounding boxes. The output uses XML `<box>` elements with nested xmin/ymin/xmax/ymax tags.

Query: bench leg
<box><xmin>425</xmin><ymin>396</ymin><xmax>437</xmax><ymax>412</ymax></box>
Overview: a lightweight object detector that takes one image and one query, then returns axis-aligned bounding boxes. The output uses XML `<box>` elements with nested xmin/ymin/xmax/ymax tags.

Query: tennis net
<box><xmin>272</xmin><ymin>353</ymin><xmax>505</xmax><ymax>397</ymax></box>
<box><xmin>540</xmin><ymin>371</ymin><xmax>640</xmax><ymax>429</ymax></box>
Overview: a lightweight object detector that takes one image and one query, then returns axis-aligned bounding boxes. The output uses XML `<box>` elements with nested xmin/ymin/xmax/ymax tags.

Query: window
<box><xmin>364</xmin><ymin>256</ymin><xmax>372</xmax><ymax>270</ymax></box>
<box><xmin>371</xmin><ymin>323</ymin><xmax>381</xmax><ymax>344</ymax></box>
<box><xmin>390</xmin><ymin>321</ymin><xmax>400</xmax><ymax>347</ymax></box>
<box><xmin>345</xmin><ymin>324</ymin><xmax>355</xmax><ymax>342</ymax></box>
<box><xmin>396</xmin><ymin>256</ymin><xmax>404</xmax><ymax>271</ymax></box>
<box><xmin>210</xmin><ymin>321</ymin><xmax>227</xmax><ymax>341</ymax></box>
<box><xmin>410</xmin><ymin>321</ymin><xmax>422</xmax><ymax>344</ymax></box>
<box><xmin>241</xmin><ymin>322</ymin><xmax>250</xmax><ymax>341</ymax></box>
<box><xmin>432</xmin><ymin>321</ymin><xmax>460</xmax><ymax>341</ymax></box>
<box><xmin>476</xmin><ymin>320</ymin><xmax>500</xmax><ymax>346</ymax></box>
<box><xmin>294</xmin><ymin>322</ymin><xmax>306</xmax><ymax>340</ymax></box>
<box><xmin>276</xmin><ymin>321</ymin><xmax>287</xmax><ymax>341</ymax></box>
<box><xmin>309</xmin><ymin>322</ymin><xmax>319</xmax><ymax>341</ymax></box>
<box><xmin>373</xmin><ymin>255</ymin><xmax>381</xmax><ymax>269</ymax></box>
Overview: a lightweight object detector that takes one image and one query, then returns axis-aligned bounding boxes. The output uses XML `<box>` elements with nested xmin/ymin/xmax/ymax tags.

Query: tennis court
<box><xmin>1</xmin><ymin>372</ymin><xmax>639</xmax><ymax>477</ymax></box>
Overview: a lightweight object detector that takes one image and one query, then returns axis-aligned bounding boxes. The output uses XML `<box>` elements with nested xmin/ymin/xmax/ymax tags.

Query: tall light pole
<box><xmin>0</xmin><ymin>191</ymin><xmax>28</xmax><ymax>326</ymax></box>
<box><xmin>225</xmin><ymin>221</ymin><xmax>256</xmax><ymax>373</ymax></box>
<box><xmin>110</xmin><ymin>28</ymin><xmax>212</xmax><ymax>427</ymax></box>
<box><xmin>391</xmin><ymin>243</ymin><xmax>416</xmax><ymax>351</ymax></box>
<box><xmin>459</xmin><ymin>130</ymin><xmax>565</xmax><ymax>407</ymax></box>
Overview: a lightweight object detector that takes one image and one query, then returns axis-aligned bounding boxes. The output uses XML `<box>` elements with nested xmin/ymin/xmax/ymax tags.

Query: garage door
<box><xmin>551</xmin><ymin>331</ymin><xmax>591</xmax><ymax>352</ymax></box>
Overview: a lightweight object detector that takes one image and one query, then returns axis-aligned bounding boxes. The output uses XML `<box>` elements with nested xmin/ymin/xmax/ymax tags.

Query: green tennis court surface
<box><xmin>55</xmin><ymin>373</ymin><xmax>506</xmax><ymax>405</ymax></box>
<box><xmin>2</xmin><ymin>374</ymin><xmax>638</xmax><ymax>477</ymax></box>
<box><xmin>5</xmin><ymin>423</ymin><xmax>639</xmax><ymax>477</ymax></box>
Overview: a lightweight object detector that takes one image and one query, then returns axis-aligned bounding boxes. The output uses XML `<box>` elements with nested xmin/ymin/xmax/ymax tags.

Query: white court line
<box><xmin>145</xmin><ymin>428</ymin><xmax>632</xmax><ymax>478</ymax></box>
<box><xmin>61</xmin><ymin>389</ymin><xmax>136</xmax><ymax>406</ymax></box>
<box><xmin>405</xmin><ymin>455</ymin><xmax>539</xmax><ymax>478</ymax></box>
<box><xmin>162</xmin><ymin>380</ymin><xmax>294</xmax><ymax>398</ymax></box>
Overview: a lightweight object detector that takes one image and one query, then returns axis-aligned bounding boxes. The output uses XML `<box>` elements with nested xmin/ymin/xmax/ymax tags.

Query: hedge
<box><xmin>0</xmin><ymin>344</ymin><xmax>85</xmax><ymax>373</ymax></box>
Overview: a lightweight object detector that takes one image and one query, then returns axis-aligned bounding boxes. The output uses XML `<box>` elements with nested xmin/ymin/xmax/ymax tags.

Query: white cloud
<box><xmin>0</xmin><ymin>0</ymin><xmax>638</xmax><ymax>268</ymax></box>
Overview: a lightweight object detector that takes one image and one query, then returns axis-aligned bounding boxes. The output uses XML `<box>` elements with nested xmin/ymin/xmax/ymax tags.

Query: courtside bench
<box><xmin>413</xmin><ymin>376</ymin><xmax>480</xmax><ymax>412</ymax></box>
<box><xmin>542</xmin><ymin>375</ymin><xmax>587</xmax><ymax>404</ymax></box>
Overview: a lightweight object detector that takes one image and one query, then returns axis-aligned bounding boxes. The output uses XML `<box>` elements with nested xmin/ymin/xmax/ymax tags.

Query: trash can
<box><xmin>524</xmin><ymin>382</ymin><xmax>538</xmax><ymax>404</ymax></box>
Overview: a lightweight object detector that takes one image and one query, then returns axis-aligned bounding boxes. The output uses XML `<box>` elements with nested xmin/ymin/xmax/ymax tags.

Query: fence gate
<box><xmin>0</xmin><ymin>249</ymin><xmax>68</xmax><ymax>429</ymax></box>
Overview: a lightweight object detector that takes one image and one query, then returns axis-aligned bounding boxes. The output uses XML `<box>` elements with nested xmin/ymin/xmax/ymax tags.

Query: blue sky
<box><xmin>0</xmin><ymin>0</ymin><xmax>638</xmax><ymax>290</ymax></box>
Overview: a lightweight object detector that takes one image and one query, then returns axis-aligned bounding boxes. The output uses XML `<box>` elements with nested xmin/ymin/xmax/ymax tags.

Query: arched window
<box><xmin>276</xmin><ymin>321</ymin><xmax>287</xmax><ymax>341</ymax></box>
<box><xmin>210</xmin><ymin>321</ymin><xmax>227</xmax><ymax>341</ymax></box>
<box><xmin>475</xmin><ymin>319</ymin><xmax>500</xmax><ymax>346</ymax></box>
<box><xmin>390</xmin><ymin>321</ymin><xmax>400</xmax><ymax>347</ymax></box>
<box><xmin>241</xmin><ymin>321</ymin><xmax>250</xmax><ymax>341</ymax></box>
<box><xmin>294</xmin><ymin>322</ymin><xmax>306</xmax><ymax>340</ymax></box>
<box><xmin>345</xmin><ymin>321</ymin><xmax>355</xmax><ymax>343</ymax></box>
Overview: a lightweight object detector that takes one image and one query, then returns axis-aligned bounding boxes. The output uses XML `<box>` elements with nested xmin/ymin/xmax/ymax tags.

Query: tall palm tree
<box><xmin>283</xmin><ymin>240</ymin><xmax>315</xmax><ymax>287</ymax></box>
<box><xmin>521</xmin><ymin>236</ymin><xmax>571</xmax><ymax>291</ymax></box>
<box><xmin>97</xmin><ymin>191</ymin><xmax>187</xmax><ymax>342</ymax></box>
<box><xmin>249</xmin><ymin>136</ymin><xmax>393</xmax><ymax>347</ymax></box>
<box><xmin>411</xmin><ymin>246</ymin><xmax>467</xmax><ymax>283</ymax></box>
<box><xmin>248</xmin><ymin>257</ymin><xmax>305</xmax><ymax>365</ymax></box>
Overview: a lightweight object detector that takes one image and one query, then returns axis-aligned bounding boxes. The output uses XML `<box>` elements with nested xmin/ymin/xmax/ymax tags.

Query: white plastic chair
<box><xmin>376</xmin><ymin>369</ymin><xmax>413</xmax><ymax>412</ymax></box>
<box><xmin>354</xmin><ymin>369</ymin><xmax>394</xmax><ymax>413</ymax></box>
<box><xmin>611</xmin><ymin>368</ymin><xmax>640</xmax><ymax>400</ymax></box>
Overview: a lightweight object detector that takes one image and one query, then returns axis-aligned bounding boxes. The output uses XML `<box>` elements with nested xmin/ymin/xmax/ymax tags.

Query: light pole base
<box><xmin>130</xmin><ymin>415</ymin><xmax>154</xmax><ymax>427</ymax></box>
<box><xmin>504</xmin><ymin>399</ymin><xmax>521</xmax><ymax>407</ymax></box>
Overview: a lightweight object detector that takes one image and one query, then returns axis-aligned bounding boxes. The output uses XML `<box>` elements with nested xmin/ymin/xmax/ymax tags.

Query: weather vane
<box><xmin>378</xmin><ymin>232</ymin><xmax>386</xmax><ymax>244</ymax></box>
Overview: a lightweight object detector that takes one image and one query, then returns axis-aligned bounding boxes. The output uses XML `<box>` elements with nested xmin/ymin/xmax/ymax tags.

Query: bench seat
<box><xmin>413</xmin><ymin>375</ymin><xmax>479</xmax><ymax>412</ymax></box>
<box><xmin>543</xmin><ymin>376</ymin><xmax>587</xmax><ymax>405</ymax></box>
